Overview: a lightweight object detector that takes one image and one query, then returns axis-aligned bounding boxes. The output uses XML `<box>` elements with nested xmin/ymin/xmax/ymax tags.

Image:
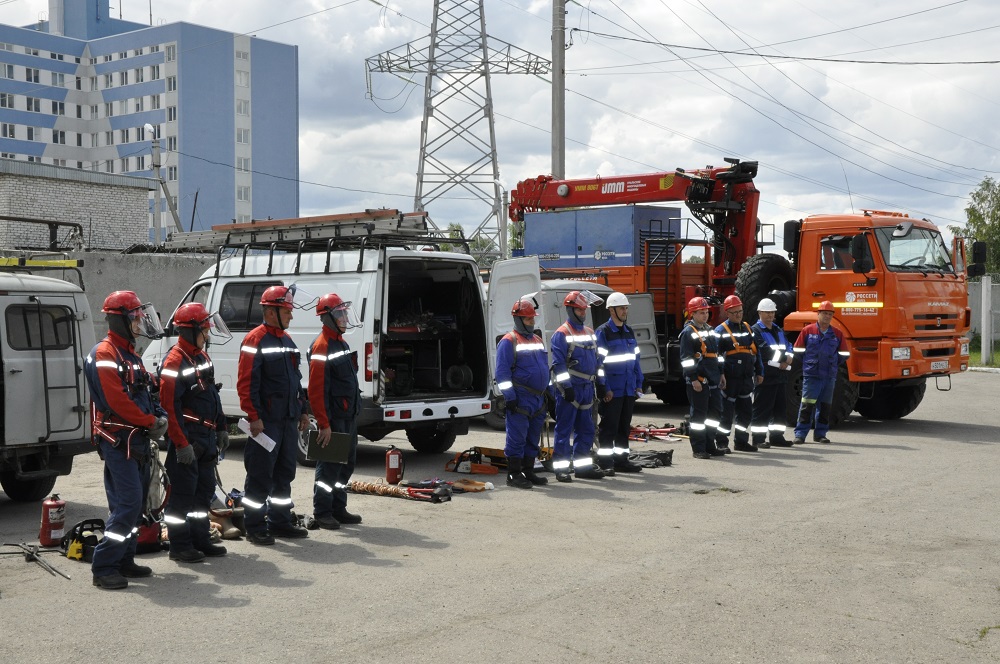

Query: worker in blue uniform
<box><xmin>749</xmin><ymin>297</ymin><xmax>794</xmax><ymax>448</ymax></box>
<box><xmin>85</xmin><ymin>290</ymin><xmax>167</xmax><ymax>590</ymax></box>
<box><xmin>714</xmin><ymin>295</ymin><xmax>764</xmax><ymax>452</ymax></box>
<box><xmin>495</xmin><ymin>296</ymin><xmax>551</xmax><ymax>489</ymax></box>
<box><xmin>793</xmin><ymin>300</ymin><xmax>850</xmax><ymax>444</ymax></box>
<box><xmin>595</xmin><ymin>292</ymin><xmax>644</xmax><ymax>474</ymax></box>
<box><xmin>550</xmin><ymin>290</ymin><xmax>606</xmax><ymax>481</ymax></box>
<box><xmin>680</xmin><ymin>296</ymin><xmax>728</xmax><ymax>459</ymax></box>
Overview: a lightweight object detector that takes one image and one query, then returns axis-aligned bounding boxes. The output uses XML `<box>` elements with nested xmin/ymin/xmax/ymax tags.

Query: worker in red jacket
<box><xmin>237</xmin><ymin>285</ymin><xmax>311</xmax><ymax>545</ymax></box>
<box><xmin>793</xmin><ymin>300</ymin><xmax>850</xmax><ymax>444</ymax></box>
<box><xmin>84</xmin><ymin>291</ymin><xmax>167</xmax><ymax>590</ymax></box>
<box><xmin>308</xmin><ymin>293</ymin><xmax>363</xmax><ymax>529</ymax></box>
<box><xmin>158</xmin><ymin>303</ymin><xmax>231</xmax><ymax>563</ymax></box>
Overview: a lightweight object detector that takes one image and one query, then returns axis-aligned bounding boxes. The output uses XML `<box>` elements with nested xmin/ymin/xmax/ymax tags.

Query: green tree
<box><xmin>439</xmin><ymin>223</ymin><xmax>466</xmax><ymax>253</ymax></box>
<box><xmin>683</xmin><ymin>254</ymin><xmax>705</xmax><ymax>264</ymax></box>
<box><xmin>949</xmin><ymin>176</ymin><xmax>1000</xmax><ymax>274</ymax></box>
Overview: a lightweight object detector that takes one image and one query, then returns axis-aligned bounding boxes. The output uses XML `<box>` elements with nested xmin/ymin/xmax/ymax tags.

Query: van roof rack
<box><xmin>164</xmin><ymin>209</ymin><xmax>434</xmax><ymax>251</ymax></box>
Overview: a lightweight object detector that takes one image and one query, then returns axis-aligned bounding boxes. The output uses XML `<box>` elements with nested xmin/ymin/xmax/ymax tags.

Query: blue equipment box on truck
<box><xmin>523</xmin><ymin>205</ymin><xmax>681</xmax><ymax>268</ymax></box>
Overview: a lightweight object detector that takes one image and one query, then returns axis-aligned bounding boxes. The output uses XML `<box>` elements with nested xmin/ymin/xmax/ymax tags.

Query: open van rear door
<box><xmin>625</xmin><ymin>292</ymin><xmax>664</xmax><ymax>378</ymax></box>
<box><xmin>486</xmin><ymin>256</ymin><xmax>542</xmax><ymax>395</ymax></box>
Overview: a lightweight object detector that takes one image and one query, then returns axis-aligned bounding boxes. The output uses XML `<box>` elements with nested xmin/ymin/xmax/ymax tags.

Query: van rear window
<box><xmin>219</xmin><ymin>282</ymin><xmax>281</xmax><ymax>332</ymax></box>
<box><xmin>5</xmin><ymin>305</ymin><xmax>74</xmax><ymax>350</ymax></box>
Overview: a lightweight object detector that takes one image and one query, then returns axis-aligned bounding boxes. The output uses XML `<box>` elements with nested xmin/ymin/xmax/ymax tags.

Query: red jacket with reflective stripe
<box><xmin>237</xmin><ymin>323</ymin><xmax>307</xmax><ymax>422</ymax></box>
<box><xmin>308</xmin><ymin>326</ymin><xmax>360</xmax><ymax>430</ymax></box>
<box><xmin>159</xmin><ymin>337</ymin><xmax>225</xmax><ymax>448</ymax></box>
<box><xmin>86</xmin><ymin>331</ymin><xmax>158</xmax><ymax>429</ymax></box>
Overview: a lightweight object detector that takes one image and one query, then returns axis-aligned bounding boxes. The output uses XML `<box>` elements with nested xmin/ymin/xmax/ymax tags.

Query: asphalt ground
<box><xmin>2</xmin><ymin>371</ymin><xmax>1000</xmax><ymax>663</ymax></box>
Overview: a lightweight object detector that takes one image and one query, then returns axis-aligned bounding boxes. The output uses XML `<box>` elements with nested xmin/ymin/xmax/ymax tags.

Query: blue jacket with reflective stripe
<box><xmin>496</xmin><ymin>330</ymin><xmax>549</xmax><ymax>409</ymax></box>
<box><xmin>596</xmin><ymin>319</ymin><xmax>643</xmax><ymax>395</ymax></box>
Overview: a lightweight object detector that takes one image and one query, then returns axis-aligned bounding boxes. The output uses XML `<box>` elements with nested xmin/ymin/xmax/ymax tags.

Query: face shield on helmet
<box><xmin>126</xmin><ymin>302</ymin><xmax>165</xmax><ymax>339</ymax></box>
<box><xmin>172</xmin><ymin>302</ymin><xmax>233</xmax><ymax>343</ymax></box>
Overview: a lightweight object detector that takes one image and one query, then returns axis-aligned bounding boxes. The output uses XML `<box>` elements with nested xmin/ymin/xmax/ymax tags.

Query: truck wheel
<box><xmin>405</xmin><ymin>427</ymin><xmax>458</xmax><ymax>454</ymax></box>
<box><xmin>296</xmin><ymin>417</ymin><xmax>318</xmax><ymax>468</ymax></box>
<box><xmin>735</xmin><ymin>253</ymin><xmax>795</xmax><ymax>323</ymax></box>
<box><xmin>0</xmin><ymin>471</ymin><xmax>57</xmax><ymax>502</ymax></box>
<box><xmin>484</xmin><ymin>397</ymin><xmax>506</xmax><ymax>431</ymax></box>
<box><xmin>785</xmin><ymin>363</ymin><xmax>859</xmax><ymax>430</ymax></box>
<box><xmin>854</xmin><ymin>381</ymin><xmax>926</xmax><ymax>420</ymax></box>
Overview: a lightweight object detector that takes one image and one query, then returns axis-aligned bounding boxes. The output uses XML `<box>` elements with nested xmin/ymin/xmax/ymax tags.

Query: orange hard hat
<box><xmin>260</xmin><ymin>285</ymin><xmax>294</xmax><ymax>310</ymax></box>
<box><xmin>818</xmin><ymin>300</ymin><xmax>835</xmax><ymax>312</ymax></box>
<box><xmin>511</xmin><ymin>297</ymin><xmax>537</xmax><ymax>318</ymax></box>
<box><xmin>723</xmin><ymin>295</ymin><xmax>743</xmax><ymax>311</ymax></box>
<box><xmin>686</xmin><ymin>296</ymin><xmax>710</xmax><ymax>314</ymax></box>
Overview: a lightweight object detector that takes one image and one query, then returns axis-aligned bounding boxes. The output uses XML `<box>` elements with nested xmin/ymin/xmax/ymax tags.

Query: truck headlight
<box><xmin>960</xmin><ymin>342</ymin><xmax>969</xmax><ymax>356</ymax></box>
<box><xmin>891</xmin><ymin>347</ymin><xmax>911</xmax><ymax>361</ymax></box>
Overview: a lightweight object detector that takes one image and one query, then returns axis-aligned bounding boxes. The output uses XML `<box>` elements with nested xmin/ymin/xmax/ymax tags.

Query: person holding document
<box><xmin>237</xmin><ymin>285</ymin><xmax>311</xmax><ymax>545</ymax></box>
<box><xmin>307</xmin><ymin>293</ymin><xmax>363</xmax><ymax>530</ymax></box>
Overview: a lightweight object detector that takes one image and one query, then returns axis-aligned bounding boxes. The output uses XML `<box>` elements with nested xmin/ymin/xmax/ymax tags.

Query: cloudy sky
<box><xmin>5</xmin><ymin>0</ymin><xmax>998</xmax><ymax>245</ymax></box>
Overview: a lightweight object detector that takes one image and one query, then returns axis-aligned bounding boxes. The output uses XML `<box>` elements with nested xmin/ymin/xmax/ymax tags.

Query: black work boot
<box><xmin>522</xmin><ymin>456</ymin><xmax>548</xmax><ymax>485</ymax></box>
<box><xmin>505</xmin><ymin>457</ymin><xmax>533</xmax><ymax>489</ymax></box>
<box><xmin>613</xmin><ymin>454</ymin><xmax>643</xmax><ymax>473</ymax></box>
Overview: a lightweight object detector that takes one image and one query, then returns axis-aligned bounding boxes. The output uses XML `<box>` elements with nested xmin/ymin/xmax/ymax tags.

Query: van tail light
<box><xmin>364</xmin><ymin>342</ymin><xmax>373</xmax><ymax>381</ymax></box>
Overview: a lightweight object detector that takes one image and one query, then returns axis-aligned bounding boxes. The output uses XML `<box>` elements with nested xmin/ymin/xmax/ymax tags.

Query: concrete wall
<box><xmin>968</xmin><ymin>278</ymin><xmax>1000</xmax><ymax>341</ymax></box>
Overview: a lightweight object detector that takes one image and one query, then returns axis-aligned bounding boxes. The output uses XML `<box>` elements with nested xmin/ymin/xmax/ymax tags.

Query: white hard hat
<box><xmin>606</xmin><ymin>292</ymin><xmax>630</xmax><ymax>307</ymax></box>
<box><xmin>757</xmin><ymin>297</ymin><xmax>777</xmax><ymax>312</ymax></box>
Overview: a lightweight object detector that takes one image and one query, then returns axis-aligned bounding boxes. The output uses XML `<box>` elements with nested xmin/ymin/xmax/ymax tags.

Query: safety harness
<box><xmin>720</xmin><ymin>321</ymin><xmax>758</xmax><ymax>356</ymax></box>
<box><xmin>552</xmin><ymin>322</ymin><xmax>598</xmax><ymax>409</ymax></box>
<box><xmin>502</xmin><ymin>330</ymin><xmax>548</xmax><ymax>418</ymax></box>
<box><xmin>683</xmin><ymin>322</ymin><xmax>718</xmax><ymax>383</ymax></box>
<box><xmin>90</xmin><ymin>341</ymin><xmax>147</xmax><ymax>457</ymax></box>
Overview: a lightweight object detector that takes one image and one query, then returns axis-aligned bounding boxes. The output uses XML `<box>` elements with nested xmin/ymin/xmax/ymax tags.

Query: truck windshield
<box><xmin>874</xmin><ymin>226</ymin><xmax>954</xmax><ymax>273</ymax></box>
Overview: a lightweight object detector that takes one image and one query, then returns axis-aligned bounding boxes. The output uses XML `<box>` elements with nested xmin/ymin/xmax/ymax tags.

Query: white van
<box><xmin>0</xmin><ymin>266</ymin><xmax>96</xmax><ymax>501</ymax></box>
<box><xmin>145</xmin><ymin>213</ymin><xmax>533</xmax><ymax>460</ymax></box>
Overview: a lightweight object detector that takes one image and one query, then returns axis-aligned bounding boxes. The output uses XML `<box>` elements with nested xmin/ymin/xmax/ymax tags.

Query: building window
<box><xmin>103</xmin><ymin>55</ymin><xmax>112</xmax><ymax>62</ymax></box>
<box><xmin>52</xmin><ymin>130</ymin><xmax>65</xmax><ymax>144</ymax></box>
<box><xmin>167</xmin><ymin>166</ymin><xmax>177</xmax><ymax>181</ymax></box>
<box><xmin>0</xmin><ymin>64</ymin><xmax>13</xmax><ymax>79</ymax></box>
<box><xmin>121</xmin><ymin>158</ymin><xmax>128</xmax><ymax>172</ymax></box>
<box><xmin>118</xmin><ymin>51</ymin><xmax>127</xmax><ymax>60</ymax></box>
<box><xmin>75</xmin><ymin>76</ymin><xmax>82</xmax><ymax>90</ymax></box>
<box><xmin>0</xmin><ymin>93</ymin><xmax>11</xmax><ymax>108</ymax></box>
<box><xmin>120</xmin><ymin>129</ymin><xmax>129</xmax><ymax>144</ymax></box>
<box><xmin>90</xmin><ymin>105</ymin><xmax>98</xmax><ymax>119</ymax></box>
<box><xmin>76</xmin><ymin>104</ymin><xmax>82</xmax><ymax>118</ymax></box>
<box><xmin>106</xmin><ymin>161</ymin><xmax>114</xmax><ymax>173</ymax></box>
<box><xmin>24</xmin><ymin>46</ymin><xmax>38</xmax><ymax>56</ymax></box>
<box><xmin>25</xmin><ymin>68</ymin><xmax>39</xmax><ymax>83</ymax></box>
<box><xmin>50</xmin><ymin>72</ymin><xmax>65</xmax><ymax>87</ymax></box>
<box><xmin>1</xmin><ymin>124</ymin><xmax>14</xmax><ymax>138</ymax></box>
<box><xmin>136</xmin><ymin>126</ymin><xmax>145</xmax><ymax>141</ymax></box>
<box><xmin>104</xmin><ymin>131</ymin><xmax>113</xmax><ymax>146</ymax></box>
<box><xmin>26</xmin><ymin>97</ymin><xmax>40</xmax><ymax>112</ymax></box>
<box><xmin>134</xmin><ymin>68</ymin><xmax>144</xmax><ymax>83</ymax></box>
<box><xmin>51</xmin><ymin>101</ymin><xmax>65</xmax><ymax>115</ymax></box>
<box><xmin>237</xmin><ymin>157</ymin><xmax>251</xmax><ymax>172</ymax></box>
<box><xmin>236</xmin><ymin>128</ymin><xmax>250</xmax><ymax>144</ymax></box>
<box><xmin>166</xmin><ymin>76</ymin><xmax>177</xmax><ymax>92</ymax></box>
<box><xmin>90</xmin><ymin>133</ymin><xmax>98</xmax><ymax>147</ymax></box>
<box><xmin>151</xmin><ymin>94</ymin><xmax>160</xmax><ymax>110</ymax></box>
<box><xmin>167</xmin><ymin>106</ymin><xmax>177</xmax><ymax>122</ymax></box>
<box><xmin>150</xmin><ymin>45</ymin><xmax>160</xmax><ymax>53</ymax></box>
<box><xmin>50</xmin><ymin>52</ymin><xmax>65</xmax><ymax>61</ymax></box>
<box><xmin>90</xmin><ymin>76</ymin><xmax>98</xmax><ymax>91</ymax></box>
<box><xmin>104</xmin><ymin>73</ymin><xmax>113</xmax><ymax>88</ymax></box>
<box><xmin>27</xmin><ymin>156</ymin><xmax>40</xmax><ymax>163</ymax></box>
<box><xmin>76</xmin><ymin>133</ymin><xmax>82</xmax><ymax>146</ymax></box>
<box><xmin>136</xmin><ymin>155</ymin><xmax>145</xmax><ymax>170</ymax></box>
<box><xmin>150</xmin><ymin>64</ymin><xmax>160</xmax><ymax>80</ymax></box>
<box><xmin>166</xmin><ymin>44</ymin><xmax>176</xmax><ymax>62</ymax></box>
<box><xmin>236</xmin><ymin>50</ymin><xmax>249</xmax><ymax>61</ymax></box>
<box><xmin>27</xmin><ymin>127</ymin><xmax>42</xmax><ymax>141</ymax></box>
<box><xmin>237</xmin><ymin>185</ymin><xmax>251</xmax><ymax>202</ymax></box>
<box><xmin>236</xmin><ymin>99</ymin><xmax>250</xmax><ymax>116</ymax></box>
<box><xmin>0</xmin><ymin>43</ymin><xmax>12</xmax><ymax>52</ymax></box>
<box><xmin>134</xmin><ymin>97</ymin><xmax>144</xmax><ymax>113</ymax></box>
<box><xmin>236</xmin><ymin>71</ymin><xmax>250</xmax><ymax>88</ymax></box>
<box><xmin>104</xmin><ymin>102</ymin><xmax>114</xmax><ymax>117</ymax></box>
<box><xmin>76</xmin><ymin>161</ymin><xmax>84</xmax><ymax>169</ymax></box>
<box><xmin>119</xmin><ymin>70</ymin><xmax>128</xmax><ymax>86</ymax></box>
<box><xmin>133</xmin><ymin>48</ymin><xmax>143</xmax><ymax>57</ymax></box>
<box><xmin>166</xmin><ymin>136</ymin><xmax>177</xmax><ymax>151</ymax></box>
<box><xmin>1</xmin><ymin>152</ymin><xmax>15</xmax><ymax>159</ymax></box>
<box><xmin>118</xmin><ymin>100</ymin><xmax>127</xmax><ymax>115</ymax></box>
<box><xmin>52</xmin><ymin>159</ymin><xmax>67</xmax><ymax>167</ymax></box>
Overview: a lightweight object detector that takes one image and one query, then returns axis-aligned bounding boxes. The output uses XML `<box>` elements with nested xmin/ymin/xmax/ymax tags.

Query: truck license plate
<box><xmin>930</xmin><ymin>360</ymin><xmax>949</xmax><ymax>371</ymax></box>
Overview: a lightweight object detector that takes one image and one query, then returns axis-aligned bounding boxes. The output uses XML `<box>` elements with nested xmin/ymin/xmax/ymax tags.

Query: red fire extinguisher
<box><xmin>39</xmin><ymin>493</ymin><xmax>66</xmax><ymax>547</ymax></box>
<box><xmin>386</xmin><ymin>445</ymin><xmax>404</xmax><ymax>485</ymax></box>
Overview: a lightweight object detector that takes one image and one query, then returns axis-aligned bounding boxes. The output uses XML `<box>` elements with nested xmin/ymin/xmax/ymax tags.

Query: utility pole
<box><xmin>552</xmin><ymin>0</ymin><xmax>566</xmax><ymax>179</ymax></box>
<box><xmin>151</xmin><ymin>134</ymin><xmax>162</xmax><ymax>245</ymax></box>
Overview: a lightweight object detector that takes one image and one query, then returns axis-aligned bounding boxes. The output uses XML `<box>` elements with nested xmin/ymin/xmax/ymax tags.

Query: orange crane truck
<box><xmin>510</xmin><ymin>159</ymin><xmax>986</xmax><ymax>426</ymax></box>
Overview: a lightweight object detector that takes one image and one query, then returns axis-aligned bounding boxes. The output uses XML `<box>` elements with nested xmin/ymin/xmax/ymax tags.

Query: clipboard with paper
<box><xmin>307</xmin><ymin>430</ymin><xmax>351</xmax><ymax>463</ymax></box>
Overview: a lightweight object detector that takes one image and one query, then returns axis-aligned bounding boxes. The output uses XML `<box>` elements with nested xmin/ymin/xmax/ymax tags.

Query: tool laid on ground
<box><xmin>350</xmin><ymin>478</ymin><xmax>451</xmax><ymax>502</ymax></box>
<box><xmin>2</xmin><ymin>542</ymin><xmax>71</xmax><ymax>580</ymax></box>
<box><xmin>60</xmin><ymin>518</ymin><xmax>105</xmax><ymax>562</ymax></box>
<box><xmin>629</xmin><ymin>423</ymin><xmax>680</xmax><ymax>442</ymax></box>
<box><xmin>444</xmin><ymin>448</ymin><xmax>499</xmax><ymax>474</ymax></box>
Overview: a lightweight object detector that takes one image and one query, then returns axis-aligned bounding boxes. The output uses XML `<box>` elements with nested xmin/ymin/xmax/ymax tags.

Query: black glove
<box><xmin>148</xmin><ymin>416</ymin><xmax>168</xmax><ymax>440</ymax></box>
<box><xmin>505</xmin><ymin>399</ymin><xmax>518</xmax><ymax>413</ymax></box>
<box><xmin>596</xmin><ymin>383</ymin><xmax>607</xmax><ymax>400</ymax></box>
<box><xmin>562</xmin><ymin>386</ymin><xmax>576</xmax><ymax>404</ymax></box>
<box><xmin>175</xmin><ymin>444</ymin><xmax>196</xmax><ymax>465</ymax></box>
<box><xmin>216</xmin><ymin>430</ymin><xmax>230</xmax><ymax>456</ymax></box>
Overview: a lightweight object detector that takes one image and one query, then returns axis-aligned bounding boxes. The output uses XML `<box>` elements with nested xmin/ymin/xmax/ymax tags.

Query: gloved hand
<box><xmin>148</xmin><ymin>416</ymin><xmax>168</xmax><ymax>441</ymax></box>
<box><xmin>595</xmin><ymin>383</ymin><xmax>607</xmax><ymax>400</ymax></box>
<box><xmin>562</xmin><ymin>386</ymin><xmax>576</xmax><ymax>404</ymax></box>
<box><xmin>216</xmin><ymin>430</ymin><xmax>230</xmax><ymax>456</ymax></box>
<box><xmin>175</xmin><ymin>443</ymin><xmax>196</xmax><ymax>465</ymax></box>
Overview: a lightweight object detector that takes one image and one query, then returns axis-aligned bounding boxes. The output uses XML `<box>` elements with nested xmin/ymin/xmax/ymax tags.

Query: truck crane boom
<box><xmin>508</xmin><ymin>158</ymin><xmax>761</xmax><ymax>284</ymax></box>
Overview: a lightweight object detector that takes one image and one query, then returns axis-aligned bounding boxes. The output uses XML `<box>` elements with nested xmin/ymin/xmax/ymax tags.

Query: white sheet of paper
<box><xmin>237</xmin><ymin>417</ymin><xmax>276</xmax><ymax>452</ymax></box>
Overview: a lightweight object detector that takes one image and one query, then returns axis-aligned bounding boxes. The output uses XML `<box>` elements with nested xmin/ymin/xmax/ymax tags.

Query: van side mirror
<box><xmin>850</xmin><ymin>234</ymin><xmax>873</xmax><ymax>273</ymax></box>
<box><xmin>783</xmin><ymin>220</ymin><xmax>800</xmax><ymax>255</ymax></box>
<box><xmin>972</xmin><ymin>240</ymin><xmax>987</xmax><ymax>265</ymax></box>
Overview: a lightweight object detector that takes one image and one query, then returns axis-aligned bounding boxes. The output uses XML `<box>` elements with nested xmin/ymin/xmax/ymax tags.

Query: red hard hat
<box><xmin>260</xmin><ymin>285</ymin><xmax>294</xmax><ymax>310</ymax></box>
<box><xmin>686</xmin><ymin>296</ymin><xmax>710</xmax><ymax>314</ymax></box>
<box><xmin>511</xmin><ymin>298</ymin><xmax>537</xmax><ymax>318</ymax></box>
<box><xmin>818</xmin><ymin>300</ymin><xmax>835</xmax><ymax>312</ymax></box>
<box><xmin>723</xmin><ymin>295</ymin><xmax>743</xmax><ymax>311</ymax></box>
<box><xmin>316</xmin><ymin>293</ymin><xmax>347</xmax><ymax>316</ymax></box>
<box><xmin>102</xmin><ymin>290</ymin><xmax>142</xmax><ymax>315</ymax></box>
<box><xmin>173</xmin><ymin>302</ymin><xmax>212</xmax><ymax>329</ymax></box>
<box><xmin>563</xmin><ymin>290</ymin><xmax>588</xmax><ymax>310</ymax></box>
